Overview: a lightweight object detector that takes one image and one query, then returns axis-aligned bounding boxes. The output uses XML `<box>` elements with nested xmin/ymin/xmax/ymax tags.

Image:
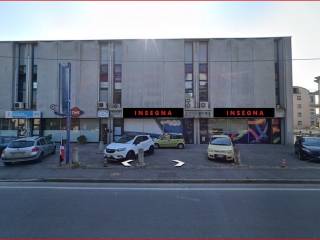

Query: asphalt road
<box><xmin>0</xmin><ymin>182</ymin><xmax>320</xmax><ymax>238</ymax></box>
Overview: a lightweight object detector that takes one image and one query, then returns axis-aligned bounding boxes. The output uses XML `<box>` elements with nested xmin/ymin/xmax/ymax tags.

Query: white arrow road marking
<box><xmin>172</xmin><ymin>160</ymin><xmax>185</xmax><ymax>167</ymax></box>
<box><xmin>121</xmin><ymin>159</ymin><xmax>133</xmax><ymax>167</ymax></box>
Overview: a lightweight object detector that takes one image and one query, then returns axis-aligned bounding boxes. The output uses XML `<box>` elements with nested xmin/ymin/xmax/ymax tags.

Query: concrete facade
<box><xmin>0</xmin><ymin>37</ymin><xmax>293</xmax><ymax>144</ymax></box>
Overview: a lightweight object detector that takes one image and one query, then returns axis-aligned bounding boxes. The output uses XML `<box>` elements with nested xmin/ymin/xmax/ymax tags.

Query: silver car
<box><xmin>1</xmin><ymin>136</ymin><xmax>56</xmax><ymax>165</ymax></box>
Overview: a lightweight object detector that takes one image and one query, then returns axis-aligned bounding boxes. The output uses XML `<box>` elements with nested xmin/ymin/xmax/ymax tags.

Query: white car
<box><xmin>104</xmin><ymin>135</ymin><xmax>155</xmax><ymax>162</ymax></box>
<box><xmin>207</xmin><ymin>135</ymin><xmax>235</xmax><ymax>162</ymax></box>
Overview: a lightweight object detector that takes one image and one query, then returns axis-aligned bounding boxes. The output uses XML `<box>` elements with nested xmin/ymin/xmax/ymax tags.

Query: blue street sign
<box><xmin>5</xmin><ymin>111</ymin><xmax>41</xmax><ymax>119</ymax></box>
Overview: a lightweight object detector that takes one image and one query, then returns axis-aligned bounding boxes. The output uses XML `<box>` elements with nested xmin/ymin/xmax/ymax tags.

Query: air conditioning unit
<box><xmin>200</xmin><ymin>101</ymin><xmax>209</xmax><ymax>109</ymax></box>
<box><xmin>97</xmin><ymin>101</ymin><xmax>108</xmax><ymax>109</ymax></box>
<box><xmin>14</xmin><ymin>102</ymin><xmax>25</xmax><ymax>109</ymax></box>
<box><xmin>185</xmin><ymin>98</ymin><xmax>194</xmax><ymax>109</ymax></box>
<box><xmin>112</xmin><ymin>103</ymin><xmax>121</xmax><ymax>109</ymax></box>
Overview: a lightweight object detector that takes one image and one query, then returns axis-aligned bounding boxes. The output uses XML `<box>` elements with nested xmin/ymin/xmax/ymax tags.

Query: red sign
<box><xmin>214</xmin><ymin>108</ymin><xmax>275</xmax><ymax>118</ymax></box>
<box><xmin>123</xmin><ymin>108</ymin><xmax>184</xmax><ymax>118</ymax></box>
<box><xmin>71</xmin><ymin>107</ymin><xmax>83</xmax><ymax>118</ymax></box>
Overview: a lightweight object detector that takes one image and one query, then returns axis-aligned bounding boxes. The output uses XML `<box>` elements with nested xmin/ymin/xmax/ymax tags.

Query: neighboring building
<box><xmin>293</xmin><ymin>86</ymin><xmax>318</xmax><ymax>129</ymax></box>
<box><xmin>0</xmin><ymin>37</ymin><xmax>293</xmax><ymax>144</ymax></box>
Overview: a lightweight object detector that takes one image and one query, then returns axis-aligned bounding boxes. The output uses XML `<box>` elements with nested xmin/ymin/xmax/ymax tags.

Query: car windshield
<box><xmin>8</xmin><ymin>141</ymin><xmax>34</xmax><ymax>148</ymax></box>
<box><xmin>115</xmin><ymin>135</ymin><xmax>135</xmax><ymax>143</ymax></box>
<box><xmin>303</xmin><ymin>138</ymin><xmax>320</xmax><ymax>146</ymax></box>
<box><xmin>210</xmin><ymin>137</ymin><xmax>232</xmax><ymax>146</ymax></box>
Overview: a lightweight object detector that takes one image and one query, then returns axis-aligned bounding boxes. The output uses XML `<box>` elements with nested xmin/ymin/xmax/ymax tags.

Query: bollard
<box><xmin>72</xmin><ymin>145</ymin><xmax>80</xmax><ymax>168</ymax></box>
<box><xmin>280</xmin><ymin>159</ymin><xmax>287</xmax><ymax>168</ymax></box>
<box><xmin>103</xmin><ymin>156</ymin><xmax>108</xmax><ymax>167</ymax></box>
<box><xmin>234</xmin><ymin>148</ymin><xmax>241</xmax><ymax>165</ymax></box>
<box><xmin>136</xmin><ymin>148</ymin><xmax>145</xmax><ymax>167</ymax></box>
<box><xmin>98</xmin><ymin>140</ymin><xmax>105</xmax><ymax>153</ymax></box>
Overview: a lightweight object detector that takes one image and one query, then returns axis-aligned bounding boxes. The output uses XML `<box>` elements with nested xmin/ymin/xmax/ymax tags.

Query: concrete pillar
<box><xmin>194</xmin><ymin>118</ymin><xmax>200</xmax><ymax>144</ymax></box>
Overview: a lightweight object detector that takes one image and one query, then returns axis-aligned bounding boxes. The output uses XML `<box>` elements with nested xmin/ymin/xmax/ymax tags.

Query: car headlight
<box><xmin>116</xmin><ymin>148</ymin><xmax>126</xmax><ymax>152</ymax></box>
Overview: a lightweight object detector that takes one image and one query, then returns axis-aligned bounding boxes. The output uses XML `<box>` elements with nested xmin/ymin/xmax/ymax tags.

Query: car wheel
<box><xmin>38</xmin><ymin>152</ymin><xmax>44</xmax><ymax>162</ymax></box>
<box><xmin>51</xmin><ymin>146</ymin><xmax>56</xmax><ymax>155</ymax></box>
<box><xmin>154</xmin><ymin>143</ymin><xmax>160</xmax><ymax>149</ymax></box>
<box><xmin>298</xmin><ymin>151</ymin><xmax>304</xmax><ymax>161</ymax></box>
<box><xmin>148</xmin><ymin>145</ymin><xmax>154</xmax><ymax>155</ymax></box>
<box><xmin>177</xmin><ymin>143</ymin><xmax>184</xmax><ymax>149</ymax></box>
<box><xmin>126</xmin><ymin>151</ymin><xmax>135</xmax><ymax>160</ymax></box>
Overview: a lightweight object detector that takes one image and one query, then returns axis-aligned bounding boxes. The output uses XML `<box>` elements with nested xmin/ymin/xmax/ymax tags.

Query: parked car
<box><xmin>1</xmin><ymin>136</ymin><xmax>56</xmax><ymax>165</ymax></box>
<box><xmin>104</xmin><ymin>134</ymin><xmax>154</xmax><ymax>162</ymax></box>
<box><xmin>294</xmin><ymin>136</ymin><xmax>320</xmax><ymax>161</ymax></box>
<box><xmin>207</xmin><ymin>135</ymin><xmax>235</xmax><ymax>162</ymax></box>
<box><xmin>0</xmin><ymin>136</ymin><xmax>16</xmax><ymax>155</ymax></box>
<box><xmin>154</xmin><ymin>133</ymin><xmax>185</xmax><ymax>149</ymax></box>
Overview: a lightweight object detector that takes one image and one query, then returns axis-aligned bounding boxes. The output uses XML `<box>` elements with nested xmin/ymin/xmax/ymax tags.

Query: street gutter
<box><xmin>2</xmin><ymin>178</ymin><xmax>320</xmax><ymax>184</ymax></box>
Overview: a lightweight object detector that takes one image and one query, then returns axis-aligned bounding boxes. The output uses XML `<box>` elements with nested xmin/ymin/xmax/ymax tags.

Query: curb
<box><xmin>2</xmin><ymin>178</ymin><xmax>320</xmax><ymax>184</ymax></box>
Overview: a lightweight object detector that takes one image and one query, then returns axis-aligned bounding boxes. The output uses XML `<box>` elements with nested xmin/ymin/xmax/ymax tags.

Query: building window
<box><xmin>113</xmin><ymin>42</ymin><xmax>122</xmax><ymax>105</ymax></box>
<box><xmin>274</xmin><ymin>40</ymin><xmax>280</xmax><ymax>105</ymax></box>
<box><xmin>298</xmin><ymin>121</ymin><xmax>302</xmax><ymax>126</ymax></box>
<box><xmin>199</xmin><ymin>42</ymin><xmax>208</xmax><ymax>103</ymax></box>
<box><xmin>311</xmin><ymin>121</ymin><xmax>315</xmax><ymax>125</ymax></box>
<box><xmin>185</xmin><ymin>64</ymin><xmax>193</xmax><ymax>98</ymax></box>
<box><xmin>31</xmin><ymin>65</ymin><xmax>37</xmax><ymax>109</ymax></box>
<box><xmin>297</xmin><ymin>104</ymin><xmax>302</xmax><ymax>109</ymax></box>
<box><xmin>199</xmin><ymin>63</ymin><xmax>208</xmax><ymax>102</ymax></box>
<box><xmin>100</xmin><ymin>44</ymin><xmax>109</xmax><ymax>104</ymax></box>
<box><xmin>185</xmin><ymin>42</ymin><xmax>193</xmax><ymax>99</ymax></box>
<box><xmin>293</xmin><ymin>87</ymin><xmax>299</xmax><ymax>94</ymax></box>
<box><xmin>297</xmin><ymin>95</ymin><xmax>301</xmax><ymax>100</ymax></box>
<box><xmin>17</xmin><ymin>65</ymin><xmax>26</xmax><ymax>102</ymax></box>
<box><xmin>99</xmin><ymin>88</ymin><xmax>108</xmax><ymax>102</ymax></box>
<box><xmin>310</xmin><ymin>95</ymin><xmax>315</xmax><ymax>103</ymax></box>
<box><xmin>298</xmin><ymin>112</ymin><xmax>302</xmax><ymax>117</ymax></box>
<box><xmin>100</xmin><ymin>64</ymin><xmax>108</xmax><ymax>82</ymax></box>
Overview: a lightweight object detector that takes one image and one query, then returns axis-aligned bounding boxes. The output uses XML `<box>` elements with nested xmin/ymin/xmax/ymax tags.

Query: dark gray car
<box><xmin>1</xmin><ymin>136</ymin><xmax>56</xmax><ymax>165</ymax></box>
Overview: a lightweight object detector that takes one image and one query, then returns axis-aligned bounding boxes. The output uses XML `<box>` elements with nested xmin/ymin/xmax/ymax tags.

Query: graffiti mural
<box><xmin>248</xmin><ymin>119</ymin><xmax>270</xmax><ymax>144</ymax></box>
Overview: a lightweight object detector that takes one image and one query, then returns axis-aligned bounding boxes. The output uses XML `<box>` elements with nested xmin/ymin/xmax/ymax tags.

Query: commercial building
<box><xmin>0</xmin><ymin>38</ymin><xmax>293</xmax><ymax>144</ymax></box>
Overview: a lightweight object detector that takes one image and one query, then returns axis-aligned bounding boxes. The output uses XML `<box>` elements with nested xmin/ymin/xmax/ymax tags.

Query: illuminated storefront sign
<box><xmin>5</xmin><ymin>111</ymin><xmax>41</xmax><ymax>119</ymax></box>
<box><xmin>123</xmin><ymin>108</ymin><xmax>184</xmax><ymax>118</ymax></box>
<box><xmin>214</xmin><ymin>108</ymin><xmax>275</xmax><ymax>118</ymax></box>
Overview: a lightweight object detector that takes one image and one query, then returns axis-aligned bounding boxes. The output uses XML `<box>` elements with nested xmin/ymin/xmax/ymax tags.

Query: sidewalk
<box><xmin>1</xmin><ymin>143</ymin><xmax>320</xmax><ymax>183</ymax></box>
<box><xmin>1</xmin><ymin>162</ymin><xmax>320</xmax><ymax>183</ymax></box>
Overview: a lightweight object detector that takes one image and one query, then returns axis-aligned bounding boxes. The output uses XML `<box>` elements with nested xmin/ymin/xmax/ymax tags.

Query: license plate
<box><xmin>216</xmin><ymin>154</ymin><xmax>225</xmax><ymax>158</ymax></box>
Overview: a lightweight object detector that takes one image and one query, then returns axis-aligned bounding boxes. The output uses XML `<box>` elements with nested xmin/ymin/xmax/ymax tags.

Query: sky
<box><xmin>0</xmin><ymin>1</ymin><xmax>319</xmax><ymax>91</ymax></box>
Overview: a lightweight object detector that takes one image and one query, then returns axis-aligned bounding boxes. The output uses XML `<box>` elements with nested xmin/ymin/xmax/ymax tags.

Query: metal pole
<box><xmin>66</xmin><ymin>63</ymin><xmax>71</xmax><ymax>165</ymax></box>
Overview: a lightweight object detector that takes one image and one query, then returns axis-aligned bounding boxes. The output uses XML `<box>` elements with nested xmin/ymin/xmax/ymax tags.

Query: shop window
<box><xmin>200</xmin><ymin>119</ymin><xmax>208</xmax><ymax>144</ymax></box>
<box><xmin>271</xmin><ymin>118</ymin><xmax>281</xmax><ymax>144</ymax></box>
<box><xmin>80</xmin><ymin>119</ymin><xmax>99</xmax><ymax>131</ymax></box>
<box><xmin>183</xmin><ymin>119</ymin><xmax>194</xmax><ymax>144</ymax></box>
<box><xmin>45</xmin><ymin>119</ymin><xmax>61</xmax><ymax>130</ymax></box>
<box><xmin>60</xmin><ymin>118</ymin><xmax>80</xmax><ymax>130</ymax></box>
<box><xmin>113</xmin><ymin>118</ymin><xmax>124</xmax><ymax>141</ymax></box>
<box><xmin>248</xmin><ymin>119</ymin><xmax>270</xmax><ymax>144</ymax></box>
